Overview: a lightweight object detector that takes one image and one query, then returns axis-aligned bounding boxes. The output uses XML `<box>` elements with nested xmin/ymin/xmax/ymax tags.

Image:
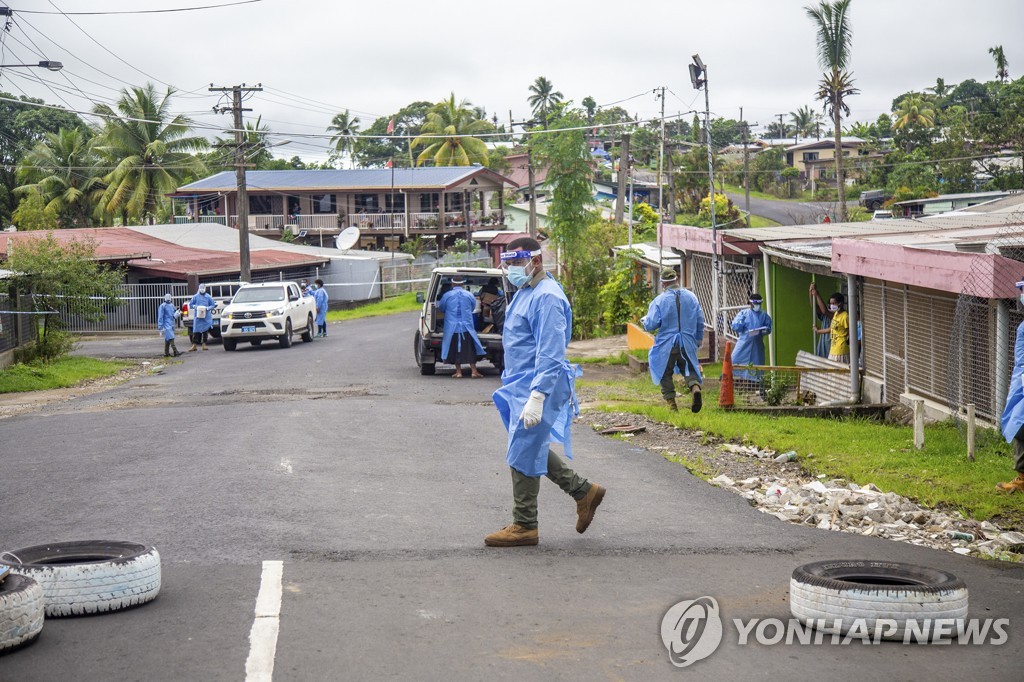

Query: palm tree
<box><xmin>892</xmin><ymin>94</ymin><xmax>936</xmax><ymax>152</ymax></box>
<box><xmin>92</xmin><ymin>83</ymin><xmax>207</xmax><ymax>225</ymax></box>
<box><xmin>789</xmin><ymin>105</ymin><xmax>819</xmax><ymax>139</ymax></box>
<box><xmin>327</xmin><ymin>110</ymin><xmax>361</xmax><ymax>169</ymax></box>
<box><xmin>926</xmin><ymin>77</ymin><xmax>954</xmax><ymax>99</ymax></box>
<box><xmin>16</xmin><ymin>127</ymin><xmax>103</xmax><ymax>228</ymax></box>
<box><xmin>411</xmin><ymin>93</ymin><xmax>491</xmax><ymax>167</ymax></box>
<box><xmin>582</xmin><ymin>96</ymin><xmax>597</xmax><ymax>125</ymax></box>
<box><xmin>989</xmin><ymin>45</ymin><xmax>1009</xmax><ymax>83</ymax></box>
<box><xmin>527</xmin><ymin>76</ymin><xmax>563</xmax><ymax>129</ymax></box>
<box><xmin>806</xmin><ymin>0</ymin><xmax>856</xmax><ymax>221</ymax></box>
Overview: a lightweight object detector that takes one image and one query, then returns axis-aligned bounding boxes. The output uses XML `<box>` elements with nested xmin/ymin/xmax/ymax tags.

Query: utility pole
<box><xmin>741</xmin><ymin>107</ymin><xmax>751</xmax><ymax>227</ymax></box>
<box><xmin>211</xmin><ymin>83</ymin><xmax>262</xmax><ymax>283</ymax></box>
<box><xmin>655</xmin><ymin>86</ymin><xmax>666</xmax><ymax>223</ymax></box>
<box><xmin>511</xmin><ymin>114</ymin><xmax>538</xmax><ymax>238</ymax></box>
<box><xmin>615</xmin><ymin>132</ymin><xmax>630</xmax><ymax>224</ymax></box>
<box><xmin>691</xmin><ymin>54</ymin><xmax>719</xmax><ymax>354</ymax></box>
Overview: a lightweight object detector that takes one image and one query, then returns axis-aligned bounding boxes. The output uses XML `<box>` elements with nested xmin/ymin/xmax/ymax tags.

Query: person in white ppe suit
<box><xmin>485</xmin><ymin>237</ymin><xmax>606</xmax><ymax>547</ymax></box>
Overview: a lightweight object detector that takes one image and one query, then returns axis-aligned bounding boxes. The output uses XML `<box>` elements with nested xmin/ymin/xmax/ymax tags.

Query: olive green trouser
<box><xmin>1014</xmin><ymin>436</ymin><xmax>1024</xmax><ymax>473</ymax></box>
<box><xmin>660</xmin><ymin>344</ymin><xmax>701</xmax><ymax>401</ymax></box>
<box><xmin>511</xmin><ymin>449</ymin><xmax>591</xmax><ymax>530</ymax></box>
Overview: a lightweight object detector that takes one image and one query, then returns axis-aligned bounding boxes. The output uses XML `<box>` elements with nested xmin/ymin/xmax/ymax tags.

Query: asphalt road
<box><xmin>1</xmin><ymin>313</ymin><xmax>1022</xmax><ymax>680</ymax></box>
<box><xmin>725</xmin><ymin>191</ymin><xmax>833</xmax><ymax>225</ymax></box>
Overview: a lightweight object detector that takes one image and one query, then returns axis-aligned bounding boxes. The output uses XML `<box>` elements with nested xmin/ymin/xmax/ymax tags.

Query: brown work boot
<box><xmin>484</xmin><ymin>523</ymin><xmax>539</xmax><ymax>547</ymax></box>
<box><xmin>996</xmin><ymin>473</ymin><xmax>1024</xmax><ymax>494</ymax></box>
<box><xmin>576</xmin><ymin>483</ymin><xmax>606</xmax><ymax>534</ymax></box>
<box><xmin>665</xmin><ymin>396</ymin><xmax>678</xmax><ymax>411</ymax></box>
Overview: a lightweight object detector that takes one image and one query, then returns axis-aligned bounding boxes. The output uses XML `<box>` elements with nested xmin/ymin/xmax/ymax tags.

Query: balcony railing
<box><xmin>174</xmin><ymin>211</ymin><xmax>505</xmax><ymax>231</ymax></box>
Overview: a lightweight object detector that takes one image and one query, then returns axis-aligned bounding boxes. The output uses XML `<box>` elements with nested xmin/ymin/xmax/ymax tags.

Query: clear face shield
<box><xmin>1017</xmin><ymin>280</ymin><xmax>1024</xmax><ymax>307</ymax></box>
<box><xmin>499</xmin><ymin>249</ymin><xmax>541</xmax><ymax>286</ymax></box>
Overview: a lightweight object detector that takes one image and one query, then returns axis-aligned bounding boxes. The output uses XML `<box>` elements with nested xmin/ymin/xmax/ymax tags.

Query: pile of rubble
<box><xmin>710</xmin><ymin>443</ymin><xmax>1024</xmax><ymax>561</ymax></box>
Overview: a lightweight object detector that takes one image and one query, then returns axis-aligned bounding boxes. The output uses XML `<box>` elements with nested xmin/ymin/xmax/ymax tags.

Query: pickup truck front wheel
<box><xmin>301</xmin><ymin>314</ymin><xmax>315</xmax><ymax>342</ymax></box>
<box><xmin>280</xmin><ymin>319</ymin><xmax>293</xmax><ymax>348</ymax></box>
<box><xmin>223</xmin><ymin>338</ymin><xmax>237</xmax><ymax>351</ymax></box>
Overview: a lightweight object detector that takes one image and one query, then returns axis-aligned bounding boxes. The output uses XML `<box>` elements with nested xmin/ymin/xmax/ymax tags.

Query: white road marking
<box><xmin>245</xmin><ymin>560</ymin><xmax>284</xmax><ymax>682</ymax></box>
<box><xmin>279</xmin><ymin>458</ymin><xmax>293</xmax><ymax>474</ymax></box>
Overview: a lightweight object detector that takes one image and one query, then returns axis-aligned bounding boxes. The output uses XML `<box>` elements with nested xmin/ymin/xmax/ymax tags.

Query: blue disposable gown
<box><xmin>731</xmin><ymin>307</ymin><xmax>773</xmax><ymax>380</ymax></box>
<box><xmin>492</xmin><ymin>276</ymin><xmax>581</xmax><ymax>477</ymax></box>
<box><xmin>1001</xmin><ymin>320</ymin><xmax>1024</xmax><ymax>443</ymax></box>
<box><xmin>641</xmin><ymin>288</ymin><xmax>705</xmax><ymax>386</ymax></box>
<box><xmin>188</xmin><ymin>292</ymin><xmax>217</xmax><ymax>333</ymax></box>
<box><xmin>313</xmin><ymin>287</ymin><xmax>329</xmax><ymax>325</ymax></box>
<box><xmin>157</xmin><ymin>301</ymin><xmax>176</xmax><ymax>341</ymax></box>
<box><xmin>437</xmin><ymin>287</ymin><xmax>484</xmax><ymax>360</ymax></box>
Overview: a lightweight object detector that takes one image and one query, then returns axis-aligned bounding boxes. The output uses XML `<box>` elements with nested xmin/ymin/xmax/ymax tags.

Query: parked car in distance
<box><xmin>872</xmin><ymin>210</ymin><xmax>895</xmax><ymax>220</ymax></box>
<box><xmin>414</xmin><ymin>267</ymin><xmax>511</xmax><ymax>375</ymax></box>
<box><xmin>181</xmin><ymin>281</ymin><xmax>247</xmax><ymax>340</ymax></box>
<box><xmin>858</xmin><ymin>189</ymin><xmax>891</xmax><ymax>211</ymax></box>
<box><xmin>219</xmin><ymin>282</ymin><xmax>316</xmax><ymax>351</ymax></box>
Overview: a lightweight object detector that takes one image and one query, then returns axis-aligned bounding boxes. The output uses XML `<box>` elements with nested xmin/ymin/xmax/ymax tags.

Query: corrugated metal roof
<box><xmin>178</xmin><ymin>167</ymin><xmax>513</xmax><ymax>193</ymax></box>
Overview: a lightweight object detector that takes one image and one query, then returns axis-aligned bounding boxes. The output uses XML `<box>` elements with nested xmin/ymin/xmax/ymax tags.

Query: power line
<box><xmin>15</xmin><ymin>0</ymin><xmax>264</xmax><ymax>15</ymax></box>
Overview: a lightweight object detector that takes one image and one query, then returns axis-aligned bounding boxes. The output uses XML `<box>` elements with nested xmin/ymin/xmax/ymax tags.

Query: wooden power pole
<box><xmin>615</xmin><ymin>133</ymin><xmax>630</xmax><ymax>224</ymax></box>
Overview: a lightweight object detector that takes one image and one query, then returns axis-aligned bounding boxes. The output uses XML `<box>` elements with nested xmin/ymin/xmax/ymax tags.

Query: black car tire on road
<box><xmin>0</xmin><ymin>573</ymin><xmax>44</xmax><ymax>652</ymax></box>
<box><xmin>790</xmin><ymin>560</ymin><xmax>968</xmax><ymax>641</ymax></box>
<box><xmin>0</xmin><ymin>541</ymin><xmax>161</xmax><ymax>617</ymax></box>
<box><xmin>223</xmin><ymin>338</ymin><xmax>237</xmax><ymax>351</ymax></box>
<box><xmin>302</xmin><ymin>315</ymin><xmax>315</xmax><ymax>343</ymax></box>
<box><xmin>414</xmin><ymin>332</ymin><xmax>435</xmax><ymax>375</ymax></box>
<box><xmin>280</xmin><ymin>319</ymin><xmax>293</xmax><ymax>348</ymax></box>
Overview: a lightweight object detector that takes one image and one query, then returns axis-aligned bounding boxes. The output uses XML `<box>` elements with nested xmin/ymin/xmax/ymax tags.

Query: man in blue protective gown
<box><xmin>730</xmin><ymin>292</ymin><xmax>772</xmax><ymax>382</ymax></box>
<box><xmin>187</xmin><ymin>284</ymin><xmax>217</xmax><ymax>351</ymax></box>
<box><xmin>436</xmin><ymin>275</ymin><xmax>484</xmax><ymax>378</ymax></box>
<box><xmin>313</xmin><ymin>279</ymin><xmax>329</xmax><ymax>337</ymax></box>
<box><xmin>998</xmin><ymin>279</ymin><xmax>1024</xmax><ymax>493</ymax></box>
<box><xmin>485</xmin><ymin>237</ymin><xmax>606</xmax><ymax>547</ymax></box>
<box><xmin>642</xmin><ymin>268</ymin><xmax>705</xmax><ymax>413</ymax></box>
<box><xmin>157</xmin><ymin>293</ymin><xmax>181</xmax><ymax>357</ymax></box>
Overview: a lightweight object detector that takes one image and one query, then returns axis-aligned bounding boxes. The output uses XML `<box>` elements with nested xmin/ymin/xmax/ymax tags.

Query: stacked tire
<box><xmin>0</xmin><ymin>573</ymin><xmax>45</xmax><ymax>652</ymax></box>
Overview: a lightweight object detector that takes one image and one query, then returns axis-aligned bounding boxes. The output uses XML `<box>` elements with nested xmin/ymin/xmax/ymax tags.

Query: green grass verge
<box><xmin>0</xmin><ymin>357</ymin><xmax>133</xmax><ymax>394</ymax></box>
<box><xmin>722</xmin><ymin>183</ymin><xmax>815</xmax><ymax>203</ymax></box>
<box><xmin>569</xmin><ymin>352</ymin><xmax>629</xmax><ymax>366</ymax></box>
<box><xmin>579</xmin><ymin>363</ymin><xmax>1024</xmax><ymax>525</ymax></box>
<box><xmin>746</xmin><ymin>215</ymin><xmax>781</xmax><ymax>228</ymax></box>
<box><xmin>326</xmin><ymin>293</ymin><xmax>422</xmax><ymax>322</ymax></box>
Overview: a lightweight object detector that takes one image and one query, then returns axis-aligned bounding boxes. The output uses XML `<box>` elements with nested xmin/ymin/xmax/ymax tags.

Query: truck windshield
<box><xmin>233</xmin><ymin>288</ymin><xmax>285</xmax><ymax>303</ymax></box>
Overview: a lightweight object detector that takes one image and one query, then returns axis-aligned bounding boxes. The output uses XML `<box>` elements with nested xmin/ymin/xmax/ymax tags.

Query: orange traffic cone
<box><xmin>719</xmin><ymin>340</ymin><xmax>734</xmax><ymax>408</ymax></box>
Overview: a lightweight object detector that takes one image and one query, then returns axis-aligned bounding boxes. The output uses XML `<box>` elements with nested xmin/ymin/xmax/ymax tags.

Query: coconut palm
<box><xmin>989</xmin><ymin>45</ymin><xmax>1009</xmax><ymax>83</ymax></box>
<box><xmin>926</xmin><ymin>77</ymin><xmax>954</xmax><ymax>99</ymax></box>
<box><xmin>528</xmin><ymin>76</ymin><xmax>563</xmax><ymax>129</ymax></box>
<box><xmin>16</xmin><ymin>127</ymin><xmax>103</xmax><ymax>228</ymax></box>
<box><xmin>806</xmin><ymin>0</ymin><xmax>856</xmax><ymax>221</ymax></box>
<box><xmin>789</xmin><ymin>105</ymin><xmax>820</xmax><ymax>139</ymax></box>
<box><xmin>411</xmin><ymin>93</ymin><xmax>490</xmax><ymax>167</ymax></box>
<box><xmin>92</xmin><ymin>83</ymin><xmax>207</xmax><ymax>225</ymax></box>
<box><xmin>327</xmin><ymin>110</ymin><xmax>361</xmax><ymax>169</ymax></box>
<box><xmin>893</xmin><ymin>94</ymin><xmax>936</xmax><ymax>130</ymax></box>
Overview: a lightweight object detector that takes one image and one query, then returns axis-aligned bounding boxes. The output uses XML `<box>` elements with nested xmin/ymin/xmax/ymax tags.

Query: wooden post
<box><xmin>966</xmin><ymin>404</ymin><xmax>976</xmax><ymax>462</ymax></box>
<box><xmin>913</xmin><ymin>399</ymin><xmax>925</xmax><ymax>450</ymax></box>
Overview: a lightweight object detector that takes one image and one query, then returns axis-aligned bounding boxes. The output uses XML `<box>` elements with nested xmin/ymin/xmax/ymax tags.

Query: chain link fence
<box><xmin>0</xmin><ymin>294</ymin><xmax>41</xmax><ymax>354</ymax></box>
<box><xmin>380</xmin><ymin>251</ymin><xmax>491</xmax><ymax>298</ymax></box>
<box><xmin>688</xmin><ymin>253</ymin><xmax>756</xmax><ymax>352</ymax></box>
<box><xmin>732</xmin><ymin>366</ymin><xmax>851</xmax><ymax>407</ymax></box>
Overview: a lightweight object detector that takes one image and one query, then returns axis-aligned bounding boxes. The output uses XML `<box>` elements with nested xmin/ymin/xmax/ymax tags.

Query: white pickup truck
<box><xmin>219</xmin><ymin>282</ymin><xmax>317</xmax><ymax>351</ymax></box>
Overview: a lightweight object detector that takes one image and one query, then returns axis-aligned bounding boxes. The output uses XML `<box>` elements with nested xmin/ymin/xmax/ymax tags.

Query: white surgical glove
<box><xmin>520</xmin><ymin>390</ymin><xmax>546</xmax><ymax>428</ymax></box>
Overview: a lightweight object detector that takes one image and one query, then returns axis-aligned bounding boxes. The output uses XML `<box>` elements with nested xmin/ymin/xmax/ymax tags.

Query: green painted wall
<box><xmin>768</xmin><ymin>263</ymin><xmax>841</xmax><ymax>366</ymax></box>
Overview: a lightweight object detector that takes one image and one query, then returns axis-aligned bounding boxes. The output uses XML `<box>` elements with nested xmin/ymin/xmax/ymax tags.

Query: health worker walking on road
<box><xmin>730</xmin><ymin>292</ymin><xmax>772</xmax><ymax>382</ymax></box>
<box><xmin>814</xmin><ymin>292</ymin><xmax>849</xmax><ymax>363</ymax></box>
<box><xmin>436</xmin><ymin>275</ymin><xmax>484</xmax><ymax>378</ymax></box>
<box><xmin>642</xmin><ymin>268</ymin><xmax>704</xmax><ymax>413</ymax></box>
<box><xmin>998</xmin><ymin>279</ymin><xmax>1024</xmax><ymax>494</ymax></box>
<box><xmin>486</xmin><ymin>238</ymin><xmax>605</xmax><ymax>547</ymax></box>
<box><xmin>157</xmin><ymin>293</ymin><xmax>181</xmax><ymax>357</ymax></box>
<box><xmin>313</xmin><ymin>279</ymin><xmax>329</xmax><ymax>337</ymax></box>
<box><xmin>188</xmin><ymin>284</ymin><xmax>217</xmax><ymax>352</ymax></box>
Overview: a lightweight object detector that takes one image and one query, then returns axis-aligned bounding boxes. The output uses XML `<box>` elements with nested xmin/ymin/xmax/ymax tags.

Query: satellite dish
<box><xmin>335</xmin><ymin>226</ymin><xmax>360</xmax><ymax>250</ymax></box>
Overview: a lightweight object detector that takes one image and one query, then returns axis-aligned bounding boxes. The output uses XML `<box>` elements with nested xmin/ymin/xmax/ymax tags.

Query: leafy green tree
<box><xmin>11</xmin><ymin>189</ymin><xmax>59</xmax><ymax>231</ymax></box>
<box><xmin>16</xmin><ymin>127</ymin><xmax>103</xmax><ymax>228</ymax></box>
<box><xmin>806</xmin><ymin>0</ymin><xmax>857</xmax><ymax>221</ymax></box>
<box><xmin>92</xmin><ymin>83</ymin><xmax>207</xmax><ymax>225</ymax></box>
<box><xmin>528</xmin><ymin>76</ymin><xmax>563</xmax><ymax>129</ymax></box>
<box><xmin>582</xmin><ymin>96</ymin><xmax>597</xmax><ymax>124</ymax></box>
<box><xmin>885</xmin><ymin>149</ymin><xmax>938</xmax><ymax>198</ymax></box>
<box><xmin>412</xmin><ymin>94</ymin><xmax>491</xmax><ymax>166</ymax></box>
<box><xmin>327</xmin><ymin>109</ymin><xmax>361</xmax><ymax>168</ymax></box>
<box><xmin>355</xmin><ymin>101</ymin><xmax>433</xmax><ymax>168</ymax></box>
<box><xmin>5</xmin><ymin>231</ymin><xmax>124</xmax><ymax>360</ymax></box>
<box><xmin>598</xmin><ymin>249</ymin><xmax>651</xmax><ymax>332</ymax></box>
<box><xmin>990</xmin><ymin>45</ymin><xmax>1010</xmax><ymax>83</ymax></box>
<box><xmin>750</xmin><ymin>147</ymin><xmax>787</xmax><ymax>194</ymax></box>
<box><xmin>672</xmin><ymin>147</ymin><xmax>712</xmax><ymax>211</ymax></box>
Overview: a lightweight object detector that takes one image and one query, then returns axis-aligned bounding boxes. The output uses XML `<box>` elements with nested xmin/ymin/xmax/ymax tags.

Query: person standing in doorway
<box><xmin>809</xmin><ymin>282</ymin><xmax>832</xmax><ymax>358</ymax></box>
<box><xmin>730</xmin><ymin>292</ymin><xmax>772</xmax><ymax>382</ymax></box>
<box><xmin>188</xmin><ymin>284</ymin><xmax>217</xmax><ymax>351</ymax></box>
<box><xmin>485</xmin><ymin>238</ymin><xmax>605</xmax><ymax>547</ymax></box>
<box><xmin>642</xmin><ymin>268</ymin><xmax>705</xmax><ymax>412</ymax></box>
<box><xmin>814</xmin><ymin>292</ymin><xmax>849</xmax><ymax>363</ymax></box>
<box><xmin>998</xmin><ymin>279</ymin><xmax>1024</xmax><ymax>493</ymax></box>
<box><xmin>437</xmin><ymin>275</ymin><xmax>484</xmax><ymax>378</ymax></box>
<box><xmin>313</xmin><ymin>279</ymin><xmax>329</xmax><ymax>337</ymax></box>
<box><xmin>157</xmin><ymin>293</ymin><xmax>181</xmax><ymax>357</ymax></box>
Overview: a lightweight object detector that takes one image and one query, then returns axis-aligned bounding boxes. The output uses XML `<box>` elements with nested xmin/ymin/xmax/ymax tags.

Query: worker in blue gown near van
<box><xmin>157</xmin><ymin>293</ymin><xmax>181</xmax><ymax>357</ymax></box>
<box><xmin>998</xmin><ymin>279</ymin><xmax>1024</xmax><ymax>494</ymax></box>
<box><xmin>730</xmin><ymin>292</ymin><xmax>772</xmax><ymax>382</ymax></box>
<box><xmin>187</xmin><ymin>284</ymin><xmax>217</xmax><ymax>351</ymax></box>
<box><xmin>642</xmin><ymin>268</ymin><xmax>705</xmax><ymax>413</ymax></box>
<box><xmin>313</xmin><ymin>279</ymin><xmax>329</xmax><ymax>337</ymax></box>
<box><xmin>485</xmin><ymin>237</ymin><xmax>605</xmax><ymax>547</ymax></box>
<box><xmin>436</xmin><ymin>275</ymin><xmax>485</xmax><ymax>378</ymax></box>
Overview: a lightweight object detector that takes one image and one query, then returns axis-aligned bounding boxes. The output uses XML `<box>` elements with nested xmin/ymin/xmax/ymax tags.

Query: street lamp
<box><xmin>0</xmin><ymin>60</ymin><xmax>63</xmax><ymax>71</ymax></box>
<box><xmin>690</xmin><ymin>52</ymin><xmax>720</xmax><ymax>354</ymax></box>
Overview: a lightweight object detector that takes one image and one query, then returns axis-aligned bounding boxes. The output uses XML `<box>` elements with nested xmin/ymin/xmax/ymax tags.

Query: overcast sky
<box><xmin>2</xmin><ymin>0</ymin><xmax>1021</xmax><ymax>163</ymax></box>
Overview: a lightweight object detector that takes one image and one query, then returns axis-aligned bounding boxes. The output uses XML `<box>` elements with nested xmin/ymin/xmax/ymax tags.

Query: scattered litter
<box><xmin>773</xmin><ymin>451</ymin><xmax>797</xmax><ymax>463</ymax></box>
<box><xmin>597</xmin><ymin>424</ymin><xmax>647</xmax><ymax>435</ymax></box>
